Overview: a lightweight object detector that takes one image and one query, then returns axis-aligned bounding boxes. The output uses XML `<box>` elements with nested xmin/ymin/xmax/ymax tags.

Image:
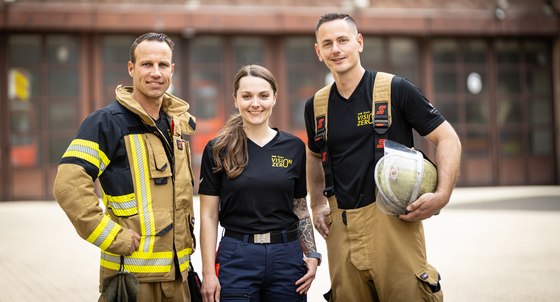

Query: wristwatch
<box><xmin>306</xmin><ymin>252</ymin><xmax>322</xmax><ymax>266</ymax></box>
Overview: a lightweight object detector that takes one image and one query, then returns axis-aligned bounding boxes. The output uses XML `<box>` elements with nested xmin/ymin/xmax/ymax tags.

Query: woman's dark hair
<box><xmin>212</xmin><ymin>64</ymin><xmax>278</xmax><ymax>178</ymax></box>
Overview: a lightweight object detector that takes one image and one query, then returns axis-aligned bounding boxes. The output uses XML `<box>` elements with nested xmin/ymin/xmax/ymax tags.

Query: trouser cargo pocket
<box><xmin>415</xmin><ymin>264</ymin><xmax>443</xmax><ymax>301</ymax></box>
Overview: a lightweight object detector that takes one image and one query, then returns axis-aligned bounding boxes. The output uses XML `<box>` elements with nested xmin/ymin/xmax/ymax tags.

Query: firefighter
<box><xmin>305</xmin><ymin>13</ymin><xmax>462</xmax><ymax>301</ymax></box>
<box><xmin>54</xmin><ymin>32</ymin><xmax>197</xmax><ymax>302</ymax></box>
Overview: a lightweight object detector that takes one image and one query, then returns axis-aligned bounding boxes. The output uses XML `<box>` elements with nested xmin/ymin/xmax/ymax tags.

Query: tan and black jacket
<box><xmin>54</xmin><ymin>85</ymin><xmax>196</xmax><ymax>287</ymax></box>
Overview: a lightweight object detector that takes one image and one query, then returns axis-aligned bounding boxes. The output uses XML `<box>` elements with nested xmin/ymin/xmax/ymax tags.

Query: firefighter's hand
<box><xmin>399</xmin><ymin>192</ymin><xmax>446</xmax><ymax>222</ymax></box>
<box><xmin>202</xmin><ymin>273</ymin><xmax>221</xmax><ymax>302</ymax></box>
<box><xmin>312</xmin><ymin>203</ymin><xmax>330</xmax><ymax>239</ymax></box>
<box><xmin>295</xmin><ymin>257</ymin><xmax>318</xmax><ymax>295</ymax></box>
<box><xmin>127</xmin><ymin>229</ymin><xmax>141</xmax><ymax>256</ymax></box>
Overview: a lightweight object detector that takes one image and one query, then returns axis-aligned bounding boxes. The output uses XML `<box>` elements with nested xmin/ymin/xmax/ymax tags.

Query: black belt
<box><xmin>224</xmin><ymin>227</ymin><xmax>299</xmax><ymax>244</ymax></box>
<box><xmin>338</xmin><ymin>199</ymin><xmax>375</xmax><ymax>210</ymax></box>
<box><xmin>357</xmin><ymin>198</ymin><xmax>376</xmax><ymax>209</ymax></box>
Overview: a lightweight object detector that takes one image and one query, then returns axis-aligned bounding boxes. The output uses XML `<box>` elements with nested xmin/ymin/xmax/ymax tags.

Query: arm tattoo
<box><xmin>293</xmin><ymin>197</ymin><xmax>317</xmax><ymax>254</ymax></box>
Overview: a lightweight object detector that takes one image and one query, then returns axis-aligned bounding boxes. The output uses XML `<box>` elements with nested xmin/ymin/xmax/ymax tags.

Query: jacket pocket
<box><xmin>415</xmin><ymin>264</ymin><xmax>443</xmax><ymax>301</ymax></box>
<box><xmin>173</xmin><ymin>138</ymin><xmax>194</xmax><ymax>209</ymax></box>
<box><xmin>148</xmin><ymin>210</ymin><xmax>174</xmax><ymax>252</ymax></box>
<box><xmin>144</xmin><ymin>134</ymin><xmax>172</xmax><ymax>183</ymax></box>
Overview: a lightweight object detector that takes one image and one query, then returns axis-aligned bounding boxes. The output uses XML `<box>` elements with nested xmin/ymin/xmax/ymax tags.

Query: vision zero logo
<box><xmin>271</xmin><ymin>155</ymin><xmax>293</xmax><ymax>168</ymax></box>
<box><xmin>357</xmin><ymin>111</ymin><xmax>372</xmax><ymax>126</ymax></box>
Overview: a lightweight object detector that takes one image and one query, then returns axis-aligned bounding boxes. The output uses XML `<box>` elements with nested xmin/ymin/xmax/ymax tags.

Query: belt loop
<box><xmin>282</xmin><ymin>230</ymin><xmax>288</xmax><ymax>245</ymax></box>
<box><xmin>243</xmin><ymin>234</ymin><xmax>249</xmax><ymax>246</ymax></box>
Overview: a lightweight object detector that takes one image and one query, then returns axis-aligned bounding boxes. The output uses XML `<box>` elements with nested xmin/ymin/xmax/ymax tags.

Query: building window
<box><xmin>102</xmin><ymin>35</ymin><xmax>136</xmax><ymax>106</ymax></box>
<box><xmin>7</xmin><ymin>34</ymin><xmax>81</xmax><ymax>199</ymax></box>
<box><xmin>8</xmin><ymin>34</ymin><xmax>81</xmax><ymax>167</ymax></box>
<box><xmin>285</xmin><ymin>36</ymin><xmax>329</xmax><ymax>142</ymax></box>
<box><xmin>522</xmin><ymin>40</ymin><xmax>552</xmax><ymax>157</ymax></box>
<box><xmin>362</xmin><ymin>36</ymin><xmax>419</xmax><ymax>84</ymax></box>
<box><xmin>188</xmin><ymin>36</ymin><xmax>226</xmax><ymax>162</ymax></box>
<box><xmin>433</xmin><ymin>39</ymin><xmax>491</xmax><ymax>160</ymax></box>
<box><xmin>8</xmin><ymin>35</ymin><xmax>42</xmax><ymax>168</ymax></box>
<box><xmin>432</xmin><ymin>37</ymin><xmax>554</xmax><ymax>185</ymax></box>
<box><xmin>233</xmin><ymin>37</ymin><xmax>264</xmax><ymax>69</ymax></box>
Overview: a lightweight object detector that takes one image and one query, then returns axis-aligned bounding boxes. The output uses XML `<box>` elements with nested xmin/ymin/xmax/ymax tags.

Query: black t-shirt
<box><xmin>198</xmin><ymin>130</ymin><xmax>307</xmax><ymax>234</ymax></box>
<box><xmin>304</xmin><ymin>70</ymin><xmax>445</xmax><ymax>209</ymax></box>
<box><xmin>152</xmin><ymin>109</ymin><xmax>173</xmax><ymax>164</ymax></box>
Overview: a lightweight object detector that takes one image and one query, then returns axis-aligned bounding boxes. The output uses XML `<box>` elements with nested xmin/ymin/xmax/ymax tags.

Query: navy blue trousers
<box><xmin>216</xmin><ymin>234</ymin><xmax>307</xmax><ymax>302</ymax></box>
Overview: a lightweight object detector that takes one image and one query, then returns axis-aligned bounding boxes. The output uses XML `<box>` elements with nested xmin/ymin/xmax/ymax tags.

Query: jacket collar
<box><xmin>115</xmin><ymin>85</ymin><xmax>196</xmax><ymax>135</ymax></box>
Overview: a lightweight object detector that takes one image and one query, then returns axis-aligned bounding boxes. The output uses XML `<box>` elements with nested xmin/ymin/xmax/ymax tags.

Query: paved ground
<box><xmin>1</xmin><ymin>186</ymin><xmax>559</xmax><ymax>302</ymax></box>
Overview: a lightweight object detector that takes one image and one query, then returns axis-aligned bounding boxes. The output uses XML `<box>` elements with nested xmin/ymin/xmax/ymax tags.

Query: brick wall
<box><xmin>5</xmin><ymin>0</ymin><xmax>553</xmax><ymax>11</ymax></box>
<box><xmin>1</xmin><ymin>0</ymin><xmax>557</xmax><ymax>35</ymax></box>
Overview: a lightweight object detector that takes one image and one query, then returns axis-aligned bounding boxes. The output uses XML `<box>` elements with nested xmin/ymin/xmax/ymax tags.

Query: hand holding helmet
<box><xmin>374</xmin><ymin>140</ymin><xmax>438</xmax><ymax>215</ymax></box>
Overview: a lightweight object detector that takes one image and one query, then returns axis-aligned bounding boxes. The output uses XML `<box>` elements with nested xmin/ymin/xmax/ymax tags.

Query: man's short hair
<box><xmin>315</xmin><ymin>13</ymin><xmax>359</xmax><ymax>38</ymax></box>
<box><xmin>130</xmin><ymin>33</ymin><xmax>174</xmax><ymax>64</ymax></box>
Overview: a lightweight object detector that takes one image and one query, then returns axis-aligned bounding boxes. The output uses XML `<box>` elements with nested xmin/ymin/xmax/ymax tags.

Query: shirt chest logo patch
<box><xmin>271</xmin><ymin>155</ymin><xmax>293</xmax><ymax>168</ymax></box>
<box><xmin>357</xmin><ymin>111</ymin><xmax>373</xmax><ymax>127</ymax></box>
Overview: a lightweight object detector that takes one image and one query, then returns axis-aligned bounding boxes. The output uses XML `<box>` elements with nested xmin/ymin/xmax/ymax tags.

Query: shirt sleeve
<box><xmin>397</xmin><ymin>77</ymin><xmax>446</xmax><ymax>136</ymax></box>
<box><xmin>303</xmin><ymin>96</ymin><xmax>320</xmax><ymax>154</ymax></box>
<box><xmin>198</xmin><ymin>139</ymin><xmax>221</xmax><ymax>196</ymax></box>
<box><xmin>293</xmin><ymin>139</ymin><xmax>307</xmax><ymax>199</ymax></box>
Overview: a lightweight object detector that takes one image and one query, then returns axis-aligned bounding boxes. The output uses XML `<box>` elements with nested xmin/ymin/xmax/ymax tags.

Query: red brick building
<box><xmin>1</xmin><ymin>0</ymin><xmax>559</xmax><ymax>200</ymax></box>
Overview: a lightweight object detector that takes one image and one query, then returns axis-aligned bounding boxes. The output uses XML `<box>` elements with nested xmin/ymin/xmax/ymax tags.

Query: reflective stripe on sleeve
<box><xmin>62</xmin><ymin>139</ymin><xmax>110</xmax><ymax>176</ymax></box>
<box><xmin>177</xmin><ymin>248</ymin><xmax>193</xmax><ymax>272</ymax></box>
<box><xmin>86</xmin><ymin>214</ymin><xmax>121</xmax><ymax>251</ymax></box>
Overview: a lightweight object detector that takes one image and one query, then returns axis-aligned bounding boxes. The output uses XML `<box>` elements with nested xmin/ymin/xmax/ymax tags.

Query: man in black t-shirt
<box><xmin>305</xmin><ymin>13</ymin><xmax>462</xmax><ymax>302</ymax></box>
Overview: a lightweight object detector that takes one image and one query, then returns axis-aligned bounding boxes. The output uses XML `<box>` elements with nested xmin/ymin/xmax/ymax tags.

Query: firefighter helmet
<box><xmin>374</xmin><ymin>140</ymin><xmax>438</xmax><ymax>215</ymax></box>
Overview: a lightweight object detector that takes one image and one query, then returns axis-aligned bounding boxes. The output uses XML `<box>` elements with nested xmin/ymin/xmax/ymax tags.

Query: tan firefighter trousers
<box><xmin>324</xmin><ymin>197</ymin><xmax>443</xmax><ymax>302</ymax></box>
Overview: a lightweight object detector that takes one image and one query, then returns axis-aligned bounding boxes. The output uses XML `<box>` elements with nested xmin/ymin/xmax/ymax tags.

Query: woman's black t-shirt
<box><xmin>304</xmin><ymin>70</ymin><xmax>445</xmax><ymax>209</ymax></box>
<box><xmin>198</xmin><ymin>130</ymin><xmax>307</xmax><ymax>234</ymax></box>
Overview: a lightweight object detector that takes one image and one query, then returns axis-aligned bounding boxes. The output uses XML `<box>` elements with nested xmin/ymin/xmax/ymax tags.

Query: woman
<box><xmin>199</xmin><ymin>64</ymin><xmax>320</xmax><ymax>302</ymax></box>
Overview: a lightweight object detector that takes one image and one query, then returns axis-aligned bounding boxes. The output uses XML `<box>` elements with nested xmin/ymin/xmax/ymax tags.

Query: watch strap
<box><xmin>306</xmin><ymin>252</ymin><xmax>322</xmax><ymax>266</ymax></box>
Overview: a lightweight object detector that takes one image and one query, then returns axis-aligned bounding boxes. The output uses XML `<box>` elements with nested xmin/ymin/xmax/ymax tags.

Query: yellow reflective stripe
<box><xmin>101</xmin><ymin>187</ymin><xmax>108</xmax><ymax>208</ymax></box>
<box><xmin>86</xmin><ymin>215</ymin><xmax>121</xmax><ymax>250</ymax></box>
<box><xmin>62</xmin><ymin>139</ymin><xmax>110</xmax><ymax>176</ymax></box>
<box><xmin>101</xmin><ymin>250</ymin><xmax>173</xmax><ymax>273</ymax></box>
<box><xmin>177</xmin><ymin>248</ymin><xmax>193</xmax><ymax>272</ymax></box>
<box><xmin>102</xmin><ymin>191</ymin><xmax>138</xmax><ymax>217</ymax></box>
<box><xmin>129</xmin><ymin>134</ymin><xmax>156</xmax><ymax>254</ymax></box>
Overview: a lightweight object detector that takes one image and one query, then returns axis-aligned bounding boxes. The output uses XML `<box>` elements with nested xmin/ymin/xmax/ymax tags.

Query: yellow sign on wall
<box><xmin>9</xmin><ymin>68</ymin><xmax>30</xmax><ymax>101</ymax></box>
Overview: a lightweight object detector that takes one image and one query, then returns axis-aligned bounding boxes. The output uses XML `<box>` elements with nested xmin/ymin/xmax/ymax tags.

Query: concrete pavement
<box><xmin>1</xmin><ymin>186</ymin><xmax>559</xmax><ymax>302</ymax></box>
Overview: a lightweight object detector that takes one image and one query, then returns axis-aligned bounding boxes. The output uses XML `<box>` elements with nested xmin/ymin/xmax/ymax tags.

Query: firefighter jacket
<box><xmin>54</xmin><ymin>85</ymin><xmax>197</xmax><ymax>287</ymax></box>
